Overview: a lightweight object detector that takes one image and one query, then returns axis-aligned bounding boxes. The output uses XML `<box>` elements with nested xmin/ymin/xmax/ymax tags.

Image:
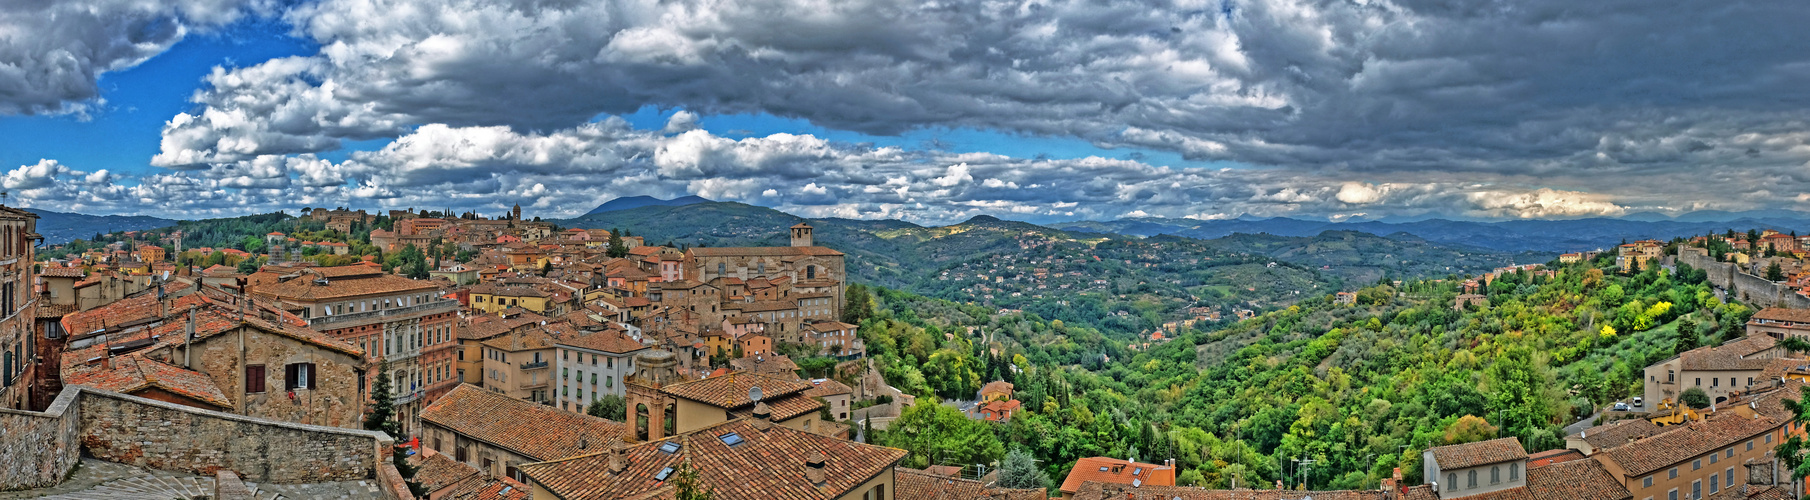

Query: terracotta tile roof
<box><xmin>421</xmin><ymin>384</ymin><xmax>631</xmax><ymax>462</ymax></box>
<box><xmin>896</xmin><ymin>467</ymin><xmax>987</xmax><ymax>499</ymax></box>
<box><xmin>1526</xmin><ymin>448</ymin><xmax>1584</xmax><ymax>468</ymax></box>
<box><xmin>730</xmin><ymin>355</ymin><xmax>799</xmax><ymax>379</ymax></box>
<box><xmin>444</xmin><ymin>476</ymin><xmax>530</xmax><ymax>500</ymax></box>
<box><xmin>1059</xmin><ymin>457</ymin><xmax>1175</xmax><ymax>494</ymax></box>
<box><xmin>555</xmin><ymin>329</ymin><xmax>647</xmax><ymax>354</ymax></box>
<box><xmin>250</xmin><ymin>271</ymin><xmax>437</xmax><ymax>301</ymax></box>
<box><xmin>409</xmin><ymin>449</ymin><xmax>481</xmax><ymax>495</ymax></box>
<box><xmin>1426</xmin><ymin>437</ymin><xmax>1528</xmax><ymax>470</ymax></box>
<box><xmin>40</xmin><ymin>266</ymin><xmax>85</xmax><ymax>278</ymax></box>
<box><xmin>1598</xmin><ymin>414</ymin><xmax>1783</xmax><ymax>476</ymax></box>
<box><xmin>1569</xmin><ymin>419</ymin><xmax>1663</xmax><ymax>451</ymax></box>
<box><xmin>728</xmin><ymin>391</ymin><xmax>824</xmax><ymax>421</ymax></box>
<box><xmin>1706</xmin><ymin>485</ymin><xmax>1796</xmax><ymax>500</ymax></box>
<box><xmin>803</xmin><ymin>379</ymin><xmax>853</xmax><ymax>398</ymax></box>
<box><xmin>1523</xmin><ymin>456</ymin><xmax>1631</xmax><ymax>500</ymax></box>
<box><xmin>467</xmin><ymin>282</ymin><xmax>551</xmax><ymax>298</ymax></box>
<box><xmin>980</xmin><ymin>381</ymin><xmax>1014</xmax><ymax>397</ymax></box>
<box><xmin>1071</xmin><ymin>481</ymin><xmax>1386</xmax><ymax>500</ymax></box>
<box><xmin>1741</xmin><ymin>379</ymin><xmax>1808</xmax><ymax>421</ymax></box>
<box><xmin>518</xmin><ymin>418</ymin><xmax>906</xmax><ymax>500</ymax></box>
<box><xmin>479</xmin><ymin>327</ymin><xmax>560</xmax><ymax>353</ymax></box>
<box><xmin>662</xmin><ymin>371</ymin><xmax>812</xmax><ymax>408</ymax></box>
<box><xmin>64</xmin><ymin>354</ymin><xmax>234</xmax><ymax>409</ymax></box>
<box><xmin>1752</xmin><ymin>307</ymin><xmax>1810</xmax><ymax>323</ymax></box>
<box><xmin>1677</xmin><ymin>335</ymin><xmax>1780</xmax><ymax>371</ymax></box>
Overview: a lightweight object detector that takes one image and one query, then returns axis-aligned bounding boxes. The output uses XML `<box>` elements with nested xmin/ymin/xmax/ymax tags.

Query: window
<box><xmin>1668</xmin><ymin>489</ymin><xmax>1677</xmax><ymax>500</ymax></box>
<box><xmin>1712</xmin><ymin>378</ymin><xmax>1719</xmax><ymax>387</ymax></box>
<box><xmin>284</xmin><ymin>363</ymin><xmax>317</xmax><ymax>390</ymax></box>
<box><xmin>1710</xmin><ymin>453</ymin><xmax>1717</xmax><ymax>465</ymax></box>
<box><xmin>245</xmin><ymin>365</ymin><xmax>266</xmax><ymax>393</ymax></box>
<box><xmin>1510</xmin><ymin>462</ymin><xmax>1519</xmax><ymax>481</ymax></box>
<box><xmin>1692</xmin><ymin>480</ymin><xmax>1700</xmax><ymax>499</ymax></box>
<box><xmin>1696</xmin><ymin>378</ymin><xmax>1702</xmax><ymax>386</ymax></box>
<box><xmin>1710</xmin><ymin>474</ymin><xmax>1719</xmax><ymax>493</ymax></box>
<box><xmin>1749</xmin><ymin>441</ymin><xmax>1755</xmax><ymax>451</ymax></box>
<box><xmin>1644</xmin><ymin>477</ymin><xmax>1653</xmax><ymax>488</ymax></box>
<box><xmin>1726</xmin><ymin>448</ymin><xmax>1733</xmax><ymax>458</ymax></box>
<box><xmin>1491</xmin><ymin>466</ymin><xmax>1500</xmax><ymax>484</ymax></box>
<box><xmin>1693</xmin><ymin>459</ymin><xmax>1701</xmax><ymax>471</ymax></box>
<box><xmin>1467</xmin><ymin>470</ymin><xmax>1477</xmax><ymax>488</ymax></box>
<box><xmin>1670</xmin><ymin>468</ymin><xmax>1678</xmax><ymax>479</ymax></box>
<box><xmin>1726</xmin><ymin>468</ymin><xmax>1734</xmax><ymax>489</ymax></box>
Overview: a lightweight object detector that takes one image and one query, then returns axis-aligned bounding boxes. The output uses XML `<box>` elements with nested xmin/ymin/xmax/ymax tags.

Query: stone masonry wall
<box><xmin>77</xmin><ymin>388</ymin><xmax>392</xmax><ymax>484</ymax></box>
<box><xmin>1678</xmin><ymin>247</ymin><xmax>1810</xmax><ymax>310</ymax></box>
<box><xmin>0</xmin><ymin>388</ymin><xmax>81</xmax><ymax>491</ymax></box>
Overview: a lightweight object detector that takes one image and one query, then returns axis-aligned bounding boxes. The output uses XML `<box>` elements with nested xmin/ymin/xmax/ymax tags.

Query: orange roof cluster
<box><xmin>421</xmin><ymin>384</ymin><xmax>631</xmax><ymax>462</ymax></box>
<box><xmin>519</xmin><ymin>418</ymin><xmax>906</xmax><ymax>500</ymax></box>
<box><xmin>1059</xmin><ymin>457</ymin><xmax>1175</xmax><ymax>494</ymax></box>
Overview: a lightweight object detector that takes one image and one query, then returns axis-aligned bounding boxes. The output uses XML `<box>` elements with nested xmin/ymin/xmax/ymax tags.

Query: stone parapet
<box><xmin>0</xmin><ymin>388</ymin><xmax>81</xmax><ymax>491</ymax></box>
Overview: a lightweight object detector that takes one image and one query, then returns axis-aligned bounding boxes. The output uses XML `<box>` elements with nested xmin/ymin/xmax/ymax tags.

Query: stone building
<box><xmin>1422</xmin><ymin>437</ymin><xmax>1530</xmax><ymax>498</ymax></box>
<box><xmin>1641</xmin><ymin>335</ymin><xmax>1794</xmax><ymax>411</ymax></box>
<box><xmin>247</xmin><ymin>265</ymin><xmax>457</xmax><ymax>436</ymax></box>
<box><xmin>420</xmin><ymin>384</ymin><xmax>630</xmax><ymax>482</ymax></box>
<box><xmin>624</xmin><ymin>349</ymin><xmax>824</xmax><ymax>442</ymax></box>
<box><xmin>479</xmin><ymin>325</ymin><xmax>560</xmax><ymax>404</ymax></box>
<box><xmin>0</xmin><ymin>205</ymin><xmax>39</xmax><ymax>411</ymax></box>
<box><xmin>455</xmin><ymin>310</ymin><xmax>545</xmax><ymax>386</ymax></box>
<box><xmin>59</xmin><ymin>286</ymin><xmax>367</xmax><ymax>428</ymax></box>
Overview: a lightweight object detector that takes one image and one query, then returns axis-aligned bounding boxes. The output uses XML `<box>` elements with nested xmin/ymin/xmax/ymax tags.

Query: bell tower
<box><xmin>790</xmin><ymin>222</ymin><xmax>813</xmax><ymax>247</ymax></box>
<box><xmin>625</xmin><ymin>350</ymin><xmax>679</xmax><ymax>441</ymax></box>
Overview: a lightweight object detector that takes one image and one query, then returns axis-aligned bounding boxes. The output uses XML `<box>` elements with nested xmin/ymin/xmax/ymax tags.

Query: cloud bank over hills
<box><xmin>2</xmin><ymin>0</ymin><xmax>1808</xmax><ymax>222</ymax></box>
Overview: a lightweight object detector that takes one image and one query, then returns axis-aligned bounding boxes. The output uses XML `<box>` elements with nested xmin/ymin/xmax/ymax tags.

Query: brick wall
<box><xmin>77</xmin><ymin>388</ymin><xmax>393</xmax><ymax>484</ymax></box>
<box><xmin>0</xmin><ymin>388</ymin><xmax>81</xmax><ymax>491</ymax></box>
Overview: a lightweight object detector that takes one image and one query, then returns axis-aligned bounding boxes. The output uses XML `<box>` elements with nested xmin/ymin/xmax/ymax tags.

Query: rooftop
<box><xmin>518</xmin><ymin>418</ymin><xmax>906</xmax><ymax>500</ymax></box>
<box><xmin>1425</xmin><ymin>437</ymin><xmax>1528</xmax><ymax>470</ymax></box>
<box><xmin>421</xmin><ymin>384</ymin><xmax>631</xmax><ymax>462</ymax></box>
<box><xmin>1059</xmin><ymin>457</ymin><xmax>1175</xmax><ymax>494</ymax></box>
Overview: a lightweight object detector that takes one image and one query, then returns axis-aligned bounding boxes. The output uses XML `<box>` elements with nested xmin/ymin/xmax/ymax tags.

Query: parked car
<box><xmin>1632</xmin><ymin>397</ymin><xmax>1643</xmax><ymax>407</ymax></box>
<box><xmin>1612</xmin><ymin>402</ymin><xmax>1630</xmax><ymax>411</ymax></box>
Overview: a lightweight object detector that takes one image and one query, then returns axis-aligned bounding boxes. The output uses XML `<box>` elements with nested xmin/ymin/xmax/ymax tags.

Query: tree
<box><xmin>1675</xmin><ymin>320</ymin><xmax>1699</xmax><ymax>353</ymax></box>
<box><xmin>365</xmin><ymin>362</ymin><xmax>425</xmax><ymax>496</ymax></box>
<box><xmin>1768</xmin><ymin>261</ymin><xmax>1785</xmax><ymax>281</ymax></box>
<box><xmin>1442</xmin><ymin>415</ymin><xmax>1498</xmax><ymax>444</ymax></box>
<box><xmin>1679</xmin><ymin>387</ymin><xmax>1711</xmax><ymax>409</ymax></box>
<box><xmin>843</xmin><ymin>283</ymin><xmax>874</xmax><ymax>324</ymax></box>
<box><xmin>997</xmin><ymin>448</ymin><xmax>1050</xmax><ymax>490</ymax></box>
<box><xmin>586</xmin><ymin>395</ymin><xmax>627</xmax><ymax>421</ymax></box>
<box><xmin>607</xmin><ymin>229</ymin><xmax>629</xmax><ymax>258</ymax></box>
<box><xmin>887</xmin><ymin>403</ymin><xmax>1005</xmax><ymax>469</ymax></box>
<box><xmin>672</xmin><ymin>459</ymin><xmax>713</xmax><ymax>500</ymax></box>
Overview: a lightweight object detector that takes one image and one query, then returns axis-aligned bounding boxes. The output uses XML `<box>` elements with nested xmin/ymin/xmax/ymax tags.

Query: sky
<box><xmin>0</xmin><ymin>0</ymin><xmax>1806</xmax><ymax>225</ymax></box>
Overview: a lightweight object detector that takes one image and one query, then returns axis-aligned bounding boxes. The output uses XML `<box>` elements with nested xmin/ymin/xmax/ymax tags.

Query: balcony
<box><xmin>521</xmin><ymin>380</ymin><xmax>549</xmax><ymax>390</ymax></box>
<box><xmin>394</xmin><ymin>387</ymin><xmax>425</xmax><ymax>405</ymax></box>
<box><xmin>519</xmin><ymin>361</ymin><xmax>549</xmax><ymax>370</ymax></box>
<box><xmin>308</xmin><ymin>299</ymin><xmax>458</xmax><ymax>329</ymax></box>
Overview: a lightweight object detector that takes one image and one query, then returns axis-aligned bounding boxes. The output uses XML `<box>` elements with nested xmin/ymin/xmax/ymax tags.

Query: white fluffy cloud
<box><xmin>0</xmin><ymin>0</ymin><xmax>264</xmax><ymax>116</ymax></box>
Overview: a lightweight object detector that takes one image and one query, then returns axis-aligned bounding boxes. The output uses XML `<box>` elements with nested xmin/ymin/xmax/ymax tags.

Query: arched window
<box><xmin>1491</xmin><ymin>466</ymin><xmax>1500</xmax><ymax>484</ymax></box>
<box><xmin>1467</xmin><ymin>470</ymin><xmax>1477</xmax><ymax>488</ymax></box>
<box><xmin>1447</xmin><ymin>473</ymin><xmax>1457</xmax><ymax>491</ymax></box>
<box><xmin>663</xmin><ymin>402</ymin><xmax>677</xmax><ymax>436</ymax></box>
<box><xmin>636</xmin><ymin>403</ymin><xmax>649</xmax><ymax>441</ymax></box>
<box><xmin>1509</xmin><ymin>462</ymin><xmax>1519</xmax><ymax>481</ymax></box>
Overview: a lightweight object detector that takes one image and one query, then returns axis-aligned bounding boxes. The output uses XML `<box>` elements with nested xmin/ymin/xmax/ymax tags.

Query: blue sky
<box><xmin>0</xmin><ymin>0</ymin><xmax>1805</xmax><ymax>222</ymax></box>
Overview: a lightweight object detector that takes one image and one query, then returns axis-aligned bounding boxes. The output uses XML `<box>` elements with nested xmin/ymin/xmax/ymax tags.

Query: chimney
<box><xmin>184</xmin><ymin>306</ymin><xmax>196</xmax><ymax>369</ymax></box>
<box><xmin>804</xmin><ymin>451</ymin><xmax>826</xmax><ymax>486</ymax></box>
<box><xmin>607</xmin><ymin>439</ymin><xmax>628</xmax><ymax>474</ymax></box>
<box><xmin>751</xmin><ymin>402</ymin><xmax>773</xmax><ymax>431</ymax></box>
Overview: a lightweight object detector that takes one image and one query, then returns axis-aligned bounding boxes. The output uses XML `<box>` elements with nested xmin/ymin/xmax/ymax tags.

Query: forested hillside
<box><xmin>856</xmin><ymin>256</ymin><xmax>1748</xmax><ymax>491</ymax></box>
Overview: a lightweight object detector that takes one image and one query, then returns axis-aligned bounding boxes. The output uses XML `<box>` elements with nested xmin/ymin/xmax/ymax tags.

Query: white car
<box><xmin>1611</xmin><ymin>402</ymin><xmax>1630</xmax><ymax>411</ymax></box>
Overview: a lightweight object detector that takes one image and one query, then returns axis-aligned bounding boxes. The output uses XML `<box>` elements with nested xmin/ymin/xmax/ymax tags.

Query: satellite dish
<box><xmin>748</xmin><ymin>386</ymin><xmax>763</xmax><ymax>403</ymax></box>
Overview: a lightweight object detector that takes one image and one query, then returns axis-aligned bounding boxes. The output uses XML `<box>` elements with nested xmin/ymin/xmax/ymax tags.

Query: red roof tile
<box><xmin>422</xmin><ymin>384</ymin><xmax>631</xmax><ymax>462</ymax></box>
<box><xmin>1059</xmin><ymin>457</ymin><xmax>1175</xmax><ymax>494</ymax></box>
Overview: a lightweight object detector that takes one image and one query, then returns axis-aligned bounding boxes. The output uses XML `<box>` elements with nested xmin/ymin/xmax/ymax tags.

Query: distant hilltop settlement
<box><xmin>2</xmin><ymin>210</ymin><xmax>1808</xmax><ymax>499</ymax></box>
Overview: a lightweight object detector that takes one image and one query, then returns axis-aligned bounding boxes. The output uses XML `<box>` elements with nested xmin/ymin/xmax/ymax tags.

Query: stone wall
<box><xmin>1678</xmin><ymin>247</ymin><xmax>1810</xmax><ymax>310</ymax></box>
<box><xmin>77</xmin><ymin>388</ymin><xmax>393</xmax><ymax>484</ymax></box>
<box><xmin>0</xmin><ymin>388</ymin><xmax>81</xmax><ymax>491</ymax></box>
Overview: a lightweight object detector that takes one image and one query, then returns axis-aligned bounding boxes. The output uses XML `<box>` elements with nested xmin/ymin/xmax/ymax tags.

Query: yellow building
<box><xmin>468</xmin><ymin>283</ymin><xmax>554</xmax><ymax>314</ymax></box>
<box><xmin>138</xmin><ymin>245</ymin><xmax>167</xmax><ymax>263</ymax></box>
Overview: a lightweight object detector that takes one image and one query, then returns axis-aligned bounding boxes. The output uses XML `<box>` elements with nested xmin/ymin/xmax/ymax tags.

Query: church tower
<box><xmin>790</xmin><ymin>222</ymin><xmax>814</xmax><ymax>247</ymax></box>
<box><xmin>512</xmin><ymin>203</ymin><xmax>522</xmax><ymax>221</ymax></box>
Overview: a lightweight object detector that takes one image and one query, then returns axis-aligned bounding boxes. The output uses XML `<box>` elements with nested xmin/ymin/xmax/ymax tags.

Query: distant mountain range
<box><xmin>557</xmin><ymin>201</ymin><xmax>1544</xmax><ymax>290</ymax></box>
<box><xmin>585</xmin><ymin>195</ymin><xmax>712</xmax><ymax>215</ymax></box>
<box><xmin>1047</xmin><ymin>215</ymin><xmax>1810</xmax><ymax>252</ymax></box>
<box><xmin>26</xmin><ymin>209</ymin><xmax>176</xmax><ymax>245</ymax></box>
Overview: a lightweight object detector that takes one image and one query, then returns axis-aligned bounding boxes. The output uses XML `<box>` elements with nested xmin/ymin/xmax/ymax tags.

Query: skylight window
<box><xmin>719</xmin><ymin>432</ymin><xmax>746</xmax><ymax>447</ymax></box>
<box><xmin>655</xmin><ymin>467</ymin><xmax>675</xmax><ymax>481</ymax></box>
<box><xmin>658</xmin><ymin>442</ymin><xmax>682</xmax><ymax>454</ymax></box>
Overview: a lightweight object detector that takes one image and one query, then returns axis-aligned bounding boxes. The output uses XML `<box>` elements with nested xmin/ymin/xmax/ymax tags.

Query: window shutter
<box><xmin>285</xmin><ymin>364</ymin><xmax>299</xmax><ymax>390</ymax></box>
<box><xmin>306</xmin><ymin>363</ymin><xmax>318</xmax><ymax>390</ymax></box>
